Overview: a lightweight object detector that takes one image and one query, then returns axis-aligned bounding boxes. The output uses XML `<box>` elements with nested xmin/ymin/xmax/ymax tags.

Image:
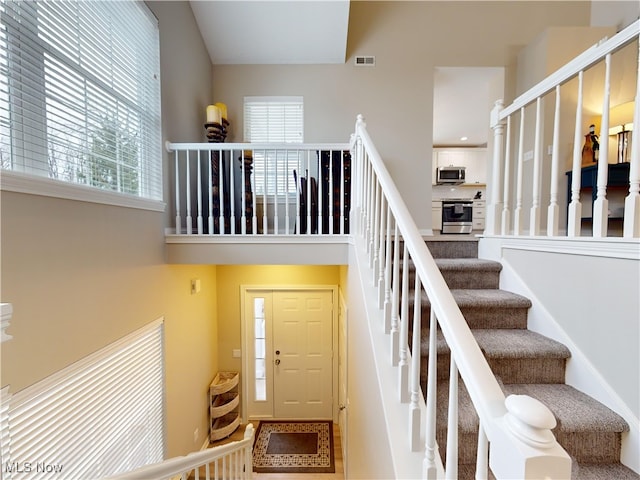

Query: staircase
<box><xmin>414</xmin><ymin>238</ymin><xmax>637</xmax><ymax>480</ymax></box>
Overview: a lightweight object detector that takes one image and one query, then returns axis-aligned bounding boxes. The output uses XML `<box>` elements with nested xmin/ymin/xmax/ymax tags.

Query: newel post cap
<box><xmin>505</xmin><ymin>394</ymin><xmax>557</xmax><ymax>447</ymax></box>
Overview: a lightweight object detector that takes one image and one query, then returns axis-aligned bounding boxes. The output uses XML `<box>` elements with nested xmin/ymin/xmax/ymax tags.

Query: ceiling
<box><xmin>189</xmin><ymin>1</ymin><xmax>499</xmax><ymax>146</ymax></box>
<box><xmin>189</xmin><ymin>1</ymin><xmax>350</xmax><ymax>64</ymax></box>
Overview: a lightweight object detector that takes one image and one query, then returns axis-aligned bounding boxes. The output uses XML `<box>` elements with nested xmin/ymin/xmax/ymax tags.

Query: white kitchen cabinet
<box><xmin>473</xmin><ymin>199</ymin><xmax>486</xmax><ymax>230</ymax></box>
<box><xmin>432</xmin><ymin>200</ymin><xmax>442</xmax><ymax>231</ymax></box>
<box><xmin>433</xmin><ymin>148</ymin><xmax>487</xmax><ymax>185</ymax></box>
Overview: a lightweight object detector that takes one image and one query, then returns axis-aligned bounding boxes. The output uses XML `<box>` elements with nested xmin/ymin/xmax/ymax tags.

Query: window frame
<box><xmin>0</xmin><ymin>1</ymin><xmax>164</xmax><ymax>212</ymax></box>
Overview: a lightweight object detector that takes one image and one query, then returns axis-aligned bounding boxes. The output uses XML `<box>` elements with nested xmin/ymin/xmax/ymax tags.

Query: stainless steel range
<box><xmin>441</xmin><ymin>199</ymin><xmax>473</xmax><ymax>234</ymax></box>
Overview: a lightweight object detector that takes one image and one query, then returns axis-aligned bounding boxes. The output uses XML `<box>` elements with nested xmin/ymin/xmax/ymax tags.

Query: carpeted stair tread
<box><xmin>473</xmin><ymin>329</ymin><xmax>571</xmax><ymax>360</ymax></box>
<box><xmin>572</xmin><ymin>462</ymin><xmax>640</xmax><ymax>479</ymax></box>
<box><xmin>434</xmin><ymin>258</ymin><xmax>502</xmax><ymax>272</ymax></box>
<box><xmin>420</xmin><ymin>289</ymin><xmax>532</xmax><ymax>309</ymax></box>
<box><xmin>502</xmin><ymin>384</ymin><xmax>629</xmax><ymax>433</ymax></box>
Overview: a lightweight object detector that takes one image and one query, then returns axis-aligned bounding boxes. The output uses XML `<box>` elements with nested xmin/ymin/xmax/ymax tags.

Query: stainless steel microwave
<box><xmin>436</xmin><ymin>166</ymin><xmax>466</xmax><ymax>184</ymax></box>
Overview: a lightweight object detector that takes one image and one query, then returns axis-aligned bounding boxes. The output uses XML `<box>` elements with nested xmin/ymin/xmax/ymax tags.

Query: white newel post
<box><xmin>624</xmin><ymin>41</ymin><xmax>640</xmax><ymax>238</ymax></box>
<box><xmin>487</xmin><ymin>100</ymin><xmax>505</xmax><ymax>235</ymax></box>
<box><xmin>490</xmin><ymin>395</ymin><xmax>571</xmax><ymax>479</ymax></box>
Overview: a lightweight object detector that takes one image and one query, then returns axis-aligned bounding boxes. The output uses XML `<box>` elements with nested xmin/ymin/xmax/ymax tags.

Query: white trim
<box><xmin>483</xmin><ymin>234</ymin><xmax>640</xmax><ymax>260</ymax></box>
<box><xmin>165</xmin><ymin>233</ymin><xmax>352</xmax><ymax>244</ymax></box>
<box><xmin>1</xmin><ymin>170</ymin><xmax>165</xmax><ymax>212</ymax></box>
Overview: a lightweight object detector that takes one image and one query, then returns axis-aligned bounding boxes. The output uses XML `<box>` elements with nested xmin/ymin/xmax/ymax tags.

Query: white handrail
<box><xmin>353</xmin><ymin>115</ymin><xmax>571</xmax><ymax>479</ymax></box>
<box><xmin>104</xmin><ymin>424</ymin><xmax>254</xmax><ymax>480</ymax></box>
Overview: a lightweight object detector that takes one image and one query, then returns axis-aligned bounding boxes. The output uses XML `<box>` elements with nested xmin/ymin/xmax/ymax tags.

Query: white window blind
<box><xmin>5</xmin><ymin>319</ymin><xmax>164</xmax><ymax>479</ymax></box>
<box><xmin>244</xmin><ymin>96</ymin><xmax>303</xmax><ymax>196</ymax></box>
<box><xmin>0</xmin><ymin>0</ymin><xmax>162</xmax><ymax>201</ymax></box>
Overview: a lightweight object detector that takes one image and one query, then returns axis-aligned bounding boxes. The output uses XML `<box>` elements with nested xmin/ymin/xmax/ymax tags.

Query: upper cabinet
<box><xmin>433</xmin><ymin>148</ymin><xmax>487</xmax><ymax>186</ymax></box>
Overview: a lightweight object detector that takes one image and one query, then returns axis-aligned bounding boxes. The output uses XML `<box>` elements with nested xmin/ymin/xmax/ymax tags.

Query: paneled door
<box><xmin>244</xmin><ymin>289</ymin><xmax>334</xmax><ymax>420</ymax></box>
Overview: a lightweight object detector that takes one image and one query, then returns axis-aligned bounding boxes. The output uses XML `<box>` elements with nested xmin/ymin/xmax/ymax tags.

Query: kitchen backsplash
<box><xmin>432</xmin><ymin>185</ymin><xmax>485</xmax><ymax>200</ymax></box>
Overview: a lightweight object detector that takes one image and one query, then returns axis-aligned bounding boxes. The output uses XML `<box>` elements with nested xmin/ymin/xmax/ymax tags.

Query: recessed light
<box><xmin>460</xmin><ymin>136</ymin><xmax>468</xmax><ymax>141</ymax></box>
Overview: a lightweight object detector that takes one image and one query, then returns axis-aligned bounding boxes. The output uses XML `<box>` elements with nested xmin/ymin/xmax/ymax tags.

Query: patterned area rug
<box><xmin>253</xmin><ymin>421</ymin><xmax>335</xmax><ymax>473</ymax></box>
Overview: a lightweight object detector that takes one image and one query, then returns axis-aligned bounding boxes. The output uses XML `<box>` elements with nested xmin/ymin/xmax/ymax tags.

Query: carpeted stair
<box><xmin>412</xmin><ymin>238</ymin><xmax>637</xmax><ymax>480</ymax></box>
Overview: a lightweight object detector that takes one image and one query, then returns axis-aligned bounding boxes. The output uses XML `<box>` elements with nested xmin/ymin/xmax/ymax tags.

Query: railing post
<box><xmin>514</xmin><ymin>107</ymin><xmax>526</xmax><ymax>235</ymax></box>
<box><xmin>593</xmin><ymin>54</ymin><xmax>612</xmax><ymax>237</ymax></box>
<box><xmin>490</xmin><ymin>395</ymin><xmax>571</xmax><ymax>479</ymax></box>
<box><xmin>529</xmin><ymin>98</ymin><xmax>543</xmax><ymax>236</ymax></box>
<box><xmin>547</xmin><ymin>85</ymin><xmax>562</xmax><ymax>236</ymax></box>
<box><xmin>487</xmin><ymin>99</ymin><xmax>505</xmax><ymax>235</ymax></box>
<box><xmin>568</xmin><ymin>71</ymin><xmax>585</xmax><ymax>237</ymax></box>
<box><xmin>624</xmin><ymin>40</ymin><xmax>640</xmax><ymax>238</ymax></box>
<box><xmin>501</xmin><ymin>115</ymin><xmax>512</xmax><ymax>235</ymax></box>
<box><xmin>409</xmin><ymin>272</ymin><xmax>422</xmax><ymax>452</ymax></box>
<box><xmin>398</xmin><ymin>241</ymin><xmax>410</xmax><ymax>403</ymax></box>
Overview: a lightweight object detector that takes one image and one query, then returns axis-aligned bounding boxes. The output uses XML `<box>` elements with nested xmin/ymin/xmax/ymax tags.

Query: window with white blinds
<box><xmin>244</xmin><ymin>96</ymin><xmax>303</xmax><ymax>196</ymax></box>
<box><xmin>0</xmin><ymin>0</ymin><xmax>162</xmax><ymax>203</ymax></box>
<box><xmin>5</xmin><ymin>319</ymin><xmax>164</xmax><ymax>479</ymax></box>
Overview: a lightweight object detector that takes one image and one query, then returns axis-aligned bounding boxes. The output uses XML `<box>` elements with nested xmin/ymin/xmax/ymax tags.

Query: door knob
<box><xmin>275</xmin><ymin>350</ymin><xmax>280</xmax><ymax>355</ymax></box>
<box><xmin>275</xmin><ymin>359</ymin><xmax>281</xmax><ymax>365</ymax></box>
<box><xmin>339</xmin><ymin>404</ymin><xmax>346</xmax><ymax>411</ymax></box>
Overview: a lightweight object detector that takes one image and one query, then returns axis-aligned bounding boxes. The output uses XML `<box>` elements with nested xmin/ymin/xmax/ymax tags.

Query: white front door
<box><xmin>244</xmin><ymin>289</ymin><xmax>334</xmax><ymax>420</ymax></box>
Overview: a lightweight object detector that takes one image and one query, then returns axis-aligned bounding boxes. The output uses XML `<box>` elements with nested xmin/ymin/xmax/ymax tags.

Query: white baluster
<box><xmin>329</xmin><ymin>150</ymin><xmax>334</xmax><ymax>234</ymax></box>
<box><xmin>305</xmin><ymin>150</ymin><xmax>311</xmax><ymax>235</ymax></box>
<box><xmin>445</xmin><ymin>359</ymin><xmax>458</xmax><ymax>480</ymax></box>
<box><xmin>274</xmin><ymin>151</ymin><xmax>279</xmax><ymax>234</ymax></box>
<box><xmin>593</xmin><ymin>54</ymin><xmax>612</xmax><ymax>237</ymax></box>
<box><xmin>218</xmin><ymin>149</ymin><xmax>225</xmax><ymax>234</ymax></box>
<box><xmin>241</xmin><ymin>150</ymin><xmax>247</xmax><ymax>235</ymax></box>
<box><xmin>529</xmin><ymin>97</ymin><xmax>542</xmax><ymax>236</ymax></box>
<box><xmin>252</xmin><ymin>156</ymin><xmax>258</xmax><ymax>235</ymax></box>
<box><xmin>623</xmin><ymin>40</ymin><xmax>640</xmax><ymax>238</ymax></box>
<box><xmin>229</xmin><ymin>149</ymin><xmax>235</xmax><ymax>235</ymax></box>
<box><xmin>383</xmin><ymin>205</ymin><xmax>393</xmax><ymax>334</ymax></box>
<box><xmin>514</xmin><ymin>107</ymin><xmax>526</xmax><ymax>235</ymax></box>
<box><xmin>208</xmin><ymin>150</ymin><xmax>214</xmax><ymax>234</ymax></box>
<box><xmin>284</xmin><ymin>152</ymin><xmax>290</xmax><ymax>234</ymax></box>
<box><xmin>174</xmin><ymin>150</ymin><xmax>181</xmax><ymax>234</ymax></box>
<box><xmin>398</xmin><ymin>241</ymin><xmax>410</xmax><ymax>403</ymax></box>
<box><xmin>317</xmin><ymin>151</ymin><xmax>323</xmax><ymax>234</ymax></box>
<box><xmin>501</xmin><ymin>115</ymin><xmax>512</xmax><ymax>235</ymax></box>
<box><xmin>568</xmin><ymin>70</ymin><xmax>585</xmax><ymax>237</ymax></box>
<box><xmin>476</xmin><ymin>421</ymin><xmax>489</xmax><ymax>480</ymax></box>
<box><xmin>423</xmin><ymin>308</ymin><xmax>438</xmax><ymax>478</ymax></box>
<box><xmin>377</xmin><ymin>195</ymin><xmax>387</xmax><ymax>308</ymax></box>
<box><xmin>409</xmin><ymin>271</ymin><xmax>422</xmax><ymax>452</ymax></box>
<box><xmin>295</xmin><ymin>153</ymin><xmax>302</xmax><ymax>235</ymax></box>
<box><xmin>340</xmin><ymin>150</ymin><xmax>346</xmax><ymax>234</ymax></box>
<box><xmin>262</xmin><ymin>150</ymin><xmax>270</xmax><ymax>235</ymax></box>
<box><xmin>487</xmin><ymin>99</ymin><xmax>505</xmax><ymax>235</ymax></box>
<box><xmin>390</xmin><ymin>221</ymin><xmax>400</xmax><ymax>365</ymax></box>
<box><xmin>367</xmin><ymin>161</ymin><xmax>375</xmax><ymax>250</ymax></box>
<box><xmin>197</xmin><ymin>150</ymin><xmax>203</xmax><ymax>234</ymax></box>
<box><xmin>547</xmin><ymin>85</ymin><xmax>562</xmax><ymax>236</ymax></box>
<box><xmin>371</xmin><ymin>181</ymin><xmax>381</xmax><ymax>272</ymax></box>
<box><xmin>186</xmin><ymin>150</ymin><xmax>192</xmax><ymax>235</ymax></box>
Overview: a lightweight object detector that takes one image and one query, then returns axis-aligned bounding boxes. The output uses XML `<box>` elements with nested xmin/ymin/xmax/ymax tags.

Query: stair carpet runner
<box><xmin>409</xmin><ymin>239</ymin><xmax>638</xmax><ymax>480</ymax></box>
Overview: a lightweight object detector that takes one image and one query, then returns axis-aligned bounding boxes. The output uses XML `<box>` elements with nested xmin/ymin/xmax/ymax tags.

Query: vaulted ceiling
<box><xmin>189</xmin><ymin>1</ymin><xmax>494</xmax><ymax>146</ymax></box>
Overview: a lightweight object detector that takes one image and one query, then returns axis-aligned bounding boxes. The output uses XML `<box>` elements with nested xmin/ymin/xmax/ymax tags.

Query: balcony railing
<box><xmin>487</xmin><ymin>20</ymin><xmax>640</xmax><ymax>239</ymax></box>
<box><xmin>165</xmin><ymin>141</ymin><xmax>351</xmax><ymax>236</ymax></box>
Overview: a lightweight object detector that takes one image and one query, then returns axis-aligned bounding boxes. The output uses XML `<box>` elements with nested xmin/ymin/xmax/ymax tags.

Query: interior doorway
<box><xmin>242</xmin><ymin>287</ymin><xmax>336</xmax><ymax>421</ymax></box>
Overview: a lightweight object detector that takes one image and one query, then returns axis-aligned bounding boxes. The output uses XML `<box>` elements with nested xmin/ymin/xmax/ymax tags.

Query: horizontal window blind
<box><xmin>0</xmin><ymin>0</ymin><xmax>162</xmax><ymax>201</ymax></box>
<box><xmin>6</xmin><ymin>319</ymin><xmax>164</xmax><ymax>479</ymax></box>
<box><xmin>244</xmin><ymin>96</ymin><xmax>303</xmax><ymax>196</ymax></box>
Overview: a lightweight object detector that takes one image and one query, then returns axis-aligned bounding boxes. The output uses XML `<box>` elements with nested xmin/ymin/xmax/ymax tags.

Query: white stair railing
<box><xmin>165</xmin><ymin>142</ymin><xmax>350</xmax><ymax>236</ymax></box>
<box><xmin>104</xmin><ymin>424</ymin><xmax>254</xmax><ymax>480</ymax></box>
<box><xmin>488</xmin><ymin>20</ymin><xmax>640</xmax><ymax>239</ymax></box>
<box><xmin>352</xmin><ymin>115</ymin><xmax>571</xmax><ymax>479</ymax></box>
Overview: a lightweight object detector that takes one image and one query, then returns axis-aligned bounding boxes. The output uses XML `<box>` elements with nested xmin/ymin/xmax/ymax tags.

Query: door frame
<box><xmin>240</xmin><ymin>285</ymin><xmax>339</xmax><ymax>423</ymax></box>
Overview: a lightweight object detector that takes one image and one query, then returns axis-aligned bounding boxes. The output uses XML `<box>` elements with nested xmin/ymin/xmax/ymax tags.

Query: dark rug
<box><xmin>253</xmin><ymin>420</ymin><xmax>335</xmax><ymax>473</ymax></box>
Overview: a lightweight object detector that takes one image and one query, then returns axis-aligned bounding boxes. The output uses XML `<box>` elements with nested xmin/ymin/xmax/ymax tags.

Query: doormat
<box><xmin>253</xmin><ymin>421</ymin><xmax>335</xmax><ymax>473</ymax></box>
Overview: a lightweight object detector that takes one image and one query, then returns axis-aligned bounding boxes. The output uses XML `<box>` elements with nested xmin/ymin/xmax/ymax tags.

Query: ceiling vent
<box><xmin>355</xmin><ymin>55</ymin><xmax>375</xmax><ymax>66</ymax></box>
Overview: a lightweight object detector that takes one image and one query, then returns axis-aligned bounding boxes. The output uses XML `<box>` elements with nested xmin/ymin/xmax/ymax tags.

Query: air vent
<box><xmin>355</xmin><ymin>55</ymin><xmax>375</xmax><ymax>66</ymax></box>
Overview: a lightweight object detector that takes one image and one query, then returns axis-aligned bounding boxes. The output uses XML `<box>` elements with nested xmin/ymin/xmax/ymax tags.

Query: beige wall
<box><xmin>1</xmin><ymin>1</ymin><xmax>218</xmax><ymax>459</ymax></box>
<box><xmin>212</xmin><ymin>1</ymin><xmax>592</xmax><ymax>230</ymax></box>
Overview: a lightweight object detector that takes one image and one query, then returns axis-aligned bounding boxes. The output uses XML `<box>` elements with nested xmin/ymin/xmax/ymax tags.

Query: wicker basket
<box><xmin>210</xmin><ymin>392</ymin><xmax>239</xmax><ymax>418</ymax></box>
<box><xmin>209</xmin><ymin>371</ymin><xmax>239</xmax><ymax>396</ymax></box>
<box><xmin>210</xmin><ymin>412</ymin><xmax>240</xmax><ymax>441</ymax></box>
